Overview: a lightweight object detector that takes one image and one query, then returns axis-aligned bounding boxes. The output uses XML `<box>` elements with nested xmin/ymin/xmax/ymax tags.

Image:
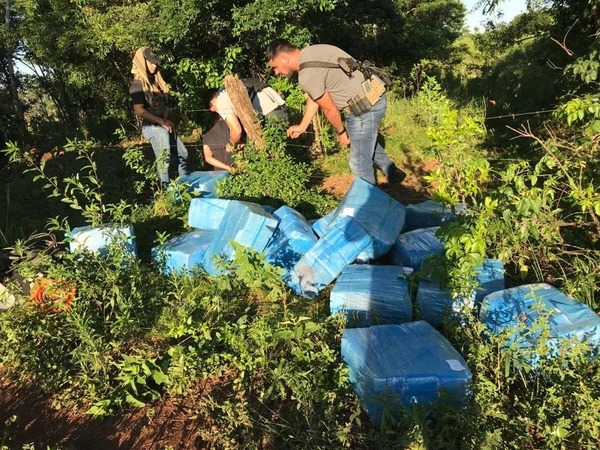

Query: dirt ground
<box><xmin>0</xmin><ymin>164</ymin><xmax>435</xmax><ymax>449</ymax></box>
<box><xmin>0</xmin><ymin>378</ymin><xmax>205</xmax><ymax>449</ymax></box>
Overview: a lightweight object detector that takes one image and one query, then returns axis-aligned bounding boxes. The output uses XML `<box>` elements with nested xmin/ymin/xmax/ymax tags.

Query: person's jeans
<box><xmin>345</xmin><ymin>94</ymin><xmax>393</xmax><ymax>185</ymax></box>
<box><xmin>142</xmin><ymin>124</ymin><xmax>188</xmax><ymax>185</ymax></box>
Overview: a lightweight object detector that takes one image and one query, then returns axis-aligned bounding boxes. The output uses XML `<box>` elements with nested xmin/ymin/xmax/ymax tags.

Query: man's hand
<box><xmin>161</xmin><ymin>119</ymin><xmax>175</xmax><ymax>133</ymax></box>
<box><xmin>338</xmin><ymin>131</ymin><xmax>350</xmax><ymax>147</ymax></box>
<box><xmin>287</xmin><ymin>124</ymin><xmax>307</xmax><ymax>139</ymax></box>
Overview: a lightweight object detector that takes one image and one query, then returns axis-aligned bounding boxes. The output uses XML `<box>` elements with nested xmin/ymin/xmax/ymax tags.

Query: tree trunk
<box><xmin>4</xmin><ymin>0</ymin><xmax>27</xmax><ymax>142</ymax></box>
<box><xmin>223</xmin><ymin>75</ymin><xmax>265</xmax><ymax>150</ymax></box>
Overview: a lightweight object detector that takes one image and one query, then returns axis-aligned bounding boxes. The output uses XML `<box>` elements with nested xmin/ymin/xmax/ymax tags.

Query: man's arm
<box><xmin>313</xmin><ymin>91</ymin><xmax>350</xmax><ymax>146</ymax></box>
<box><xmin>203</xmin><ymin>144</ymin><xmax>235</xmax><ymax>172</ymax></box>
<box><xmin>286</xmin><ymin>96</ymin><xmax>320</xmax><ymax>138</ymax></box>
<box><xmin>224</xmin><ymin>115</ymin><xmax>243</xmax><ymax>145</ymax></box>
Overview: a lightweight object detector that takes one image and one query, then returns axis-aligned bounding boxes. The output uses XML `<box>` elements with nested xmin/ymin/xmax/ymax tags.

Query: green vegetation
<box><xmin>1</xmin><ymin>0</ymin><xmax>599</xmax><ymax>448</ymax></box>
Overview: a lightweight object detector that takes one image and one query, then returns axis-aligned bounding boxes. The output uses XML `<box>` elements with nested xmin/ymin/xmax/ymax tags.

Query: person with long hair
<box><xmin>129</xmin><ymin>47</ymin><xmax>188</xmax><ymax>187</ymax></box>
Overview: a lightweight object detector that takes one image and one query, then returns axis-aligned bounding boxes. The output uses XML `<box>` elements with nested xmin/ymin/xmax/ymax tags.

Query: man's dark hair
<box><xmin>203</xmin><ymin>88</ymin><xmax>220</xmax><ymax>108</ymax></box>
<box><xmin>265</xmin><ymin>38</ymin><xmax>298</xmax><ymax>61</ymax></box>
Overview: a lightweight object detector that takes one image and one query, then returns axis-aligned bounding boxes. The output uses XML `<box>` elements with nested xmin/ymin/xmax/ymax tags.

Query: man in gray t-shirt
<box><xmin>266</xmin><ymin>38</ymin><xmax>405</xmax><ymax>185</ymax></box>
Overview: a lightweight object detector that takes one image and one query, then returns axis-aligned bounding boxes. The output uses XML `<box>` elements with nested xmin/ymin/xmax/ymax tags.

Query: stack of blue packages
<box><xmin>202</xmin><ymin>200</ymin><xmax>278</xmax><ymax>275</ymax></box>
<box><xmin>386</xmin><ymin>227</ymin><xmax>444</xmax><ymax>269</ymax></box>
<box><xmin>313</xmin><ymin>178</ymin><xmax>406</xmax><ymax>261</ymax></box>
<box><xmin>330</xmin><ymin>265</ymin><xmax>413</xmax><ymax>327</ymax></box>
<box><xmin>178</xmin><ymin>171</ymin><xmax>230</xmax><ymax>198</ymax></box>
<box><xmin>265</xmin><ymin>206</ymin><xmax>318</xmax><ymax>278</ymax></box>
<box><xmin>288</xmin><ymin>216</ymin><xmax>372</xmax><ymax>299</ymax></box>
<box><xmin>479</xmin><ymin>283</ymin><xmax>600</xmax><ymax>360</ymax></box>
<box><xmin>341</xmin><ymin>322</ymin><xmax>472</xmax><ymax>425</ymax></box>
<box><xmin>151</xmin><ymin>229</ymin><xmax>216</xmax><ymax>274</ymax></box>
<box><xmin>68</xmin><ymin>224</ymin><xmax>137</xmax><ymax>257</ymax></box>
<box><xmin>417</xmin><ymin>258</ymin><xmax>505</xmax><ymax>327</ymax></box>
<box><xmin>188</xmin><ymin>198</ymin><xmax>230</xmax><ymax>230</ymax></box>
<box><xmin>403</xmin><ymin>200</ymin><xmax>464</xmax><ymax>232</ymax></box>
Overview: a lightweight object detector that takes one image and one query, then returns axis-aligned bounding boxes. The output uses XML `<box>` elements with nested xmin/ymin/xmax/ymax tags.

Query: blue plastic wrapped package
<box><xmin>417</xmin><ymin>258</ymin><xmax>505</xmax><ymax>327</ymax></box>
<box><xmin>403</xmin><ymin>200</ymin><xmax>465</xmax><ymax>232</ymax></box>
<box><xmin>474</xmin><ymin>258</ymin><xmax>505</xmax><ymax>303</ymax></box>
<box><xmin>386</xmin><ymin>227</ymin><xmax>444</xmax><ymax>269</ymax></box>
<box><xmin>188</xmin><ymin>198</ymin><xmax>230</xmax><ymax>230</ymax></box>
<box><xmin>288</xmin><ymin>216</ymin><xmax>372</xmax><ymax>299</ymax></box>
<box><xmin>151</xmin><ymin>229</ymin><xmax>216</xmax><ymax>274</ymax></box>
<box><xmin>265</xmin><ymin>206</ymin><xmax>318</xmax><ymax>277</ymax></box>
<box><xmin>202</xmin><ymin>201</ymin><xmax>278</xmax><ymax>275</ymax></box>
<box><xmin>479</xmin><ymin>283</ymin><xmax>600</xmax><ymax>361</ymax></box>
<box><xmin>311</xmin><ymin>210</ymin><xmax>335</xmax><ymax>238</ymax></box>
<box><xmin>330</xmin><ymin>265</ymin><xmax>413</xmax><ymax>327</ymax></box>
<box><xmin>341</xmin><ymin>322</ymin><xmax>472</xmax><ymax>425</ymax></box>
<box><xmin>68</xmin><ymin>224</ymin><xmax>137</xmax><ymax>257</ymax></box>
<box><xmin>313</xmin><ymin>178</ymin><xmax>406</xmax><ymax>261</ymax></box>
<box><xmin>178</xmin><ymin>171</ymin><xmax>229</xmax><ymax>198</ymax></box>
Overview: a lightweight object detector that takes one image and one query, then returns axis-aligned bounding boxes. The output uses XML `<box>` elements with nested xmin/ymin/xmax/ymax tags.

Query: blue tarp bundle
<box><xmin>473</xmin><ymin>258</ymin><xmax>505</xmax><ymax>303</ymax></box>
<box><xmin>311</xmin><ymin>210</ymin><xmax>335</xmax><ymax>238</ymax></box>
<box><xmin>330</xmin><ymin>265</ymin><xmax>413</xmax><ymax>327</ymax></box>
<box><xmin>202</xmin><ymin>201</ymin><xmax>278</xmax><ymax>275</ymax></box>
<box><xmin>288</xmin><ymin>216</ymin><xmax>372</xmax><ymax>299</ymax></box>
<box><xmin>341</xmin><ymin>321</ymin><xmax>472</xmax><ymax>425</ymax></box>
<box><xmin>68</xmin><ymin>224</ymin><xmax>137</xmax><ymax>257</ymax></box>
<box><xmin>188</xmin><ymin>198</ymin><xmax>230</xmax><ymax>230</ymax></box>
<box><xmin>479</xmin><ymin>283</ymin><xmax>600</xmax><ymax>361</ymax></box>
<box><xmin>417</xmin><ymin>258</ymin><xmax>505</xmax><ymax>327</ymax></box>
<box><xmin>386</xmin><ymin>227</ymin><xmax>444</xmax><ymax>269</ymax></box>
<box><xmin>309</xmin><ymin>178</ymin><xmax>406</xmax><ymax>261</ymax></box>
<box><xmin>151</xmin><ymin>229</ymin><xmax>216</xmax><ymax>274</ymax></box>
<box><xmin>265</xmin><ymin>206</ymin><xmax>318</xmax><ymax>278</ymax></box>
<box><xmin>178</xmin><ymin>171</ymin><xmax>230</xmax><ymax>198</ymax></box>
<box><xmin>403</xmin><ymin>200</ymin><xmax>463</xmax><ymax>232</ymax></box>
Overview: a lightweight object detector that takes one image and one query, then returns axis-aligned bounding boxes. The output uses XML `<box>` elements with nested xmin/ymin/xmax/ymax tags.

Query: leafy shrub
<box><xmin>217</xmin><ymin>120</ymin><xmax>337</xmax><ymax>218</ymax></box>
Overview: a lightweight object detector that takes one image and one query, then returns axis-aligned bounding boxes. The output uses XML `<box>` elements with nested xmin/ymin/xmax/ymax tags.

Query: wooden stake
<box><xmin>223</xmin><ymin>75</ymin><xmax>265</xmax><ymax>149</ymax></box>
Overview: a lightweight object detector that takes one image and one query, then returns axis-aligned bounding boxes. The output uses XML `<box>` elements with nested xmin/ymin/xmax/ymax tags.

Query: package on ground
<box><xmin>311</xmin><ymin>210</ymin><xmax>335</xmax><ymax>238</ymax></box>
<box><xmin>473</xmin><ymin>258</ymin><xmax>505</xmax><ymax>303</ymax></box>
<box><xmin>265</xmin><ymin>206</ymin><xmax>318</xmax><ymax>278</ymax></box>
<box><xmin>341</xmin><ymin>322</ymin><xmax>472</xmax><ymax>425</ymax></box>
<box><xmin>311</xmin><ymin>178</ymin><xmax>406</xmax><ymax>261</ymax></box>
<box><xmin>288</xmin><ymin>216</ymin><xmax>372</xmax><ymax>299</ymax></box>
<box><xmin>188</xmin><ymin>198</ymin><xmax>230</xmax><ymax>230</ymax></box>
<box><xmin>417</xmin><ymin>258</ymin><xmax>505</xmax><ymax>327</ymax></box>
<box><xmin>151</xmin><ymin>229</ymin><xmax>216</xmax><ymax>274</ymax></box>
<box><xmin>67</xmin><ymin>224</ymin><xmax>137</xmax><ymax>257</ymax></box>
<box><xmin>479</xmin><ymin>283</ymin><xmax>600</xmax><ymax>362</ymax></box>
<box><xmin>178</xmin><ymin>171</ymin><xmax>229</xmax><ymax>198</ymax></box>
<box><xmin>330</xmin><ymin>265</ymin><xmax>413</xmax><ymax>327</ymax></box>
<box><xmin>386</xmin><ymin>227</ymin><xmax>444</xmax><ymax>269</ymax></box>
<box><xmin>202</xmin><ymin>201</ymin><xmax>278</xmax><ymax>275</ymax></box>
<box><xmin>403</xmin><ymin>200</ymin><xmax>465</xmax><ymax>232</ymax></box>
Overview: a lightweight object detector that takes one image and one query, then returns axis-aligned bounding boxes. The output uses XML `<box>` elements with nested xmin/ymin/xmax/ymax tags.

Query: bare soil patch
<box><xmin>0</xmin><ymin>378</ymin><xmax>203</xmax><ymax>449</ymax></box>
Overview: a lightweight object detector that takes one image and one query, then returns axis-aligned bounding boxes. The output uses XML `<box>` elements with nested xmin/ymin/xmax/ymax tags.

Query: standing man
<box><xmin>129</xmin><ymin>46</ymin><xmax>188</xmax><ymax>187</ymax></box>
<box><xmin>266</xmin><ymin>39</ymin><xmax>405</xmax><ymax>185</ymax></box>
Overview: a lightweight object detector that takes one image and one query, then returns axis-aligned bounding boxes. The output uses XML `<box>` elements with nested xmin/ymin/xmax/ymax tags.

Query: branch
<box><xmin>549</xmin><ymin>20</ymin><xmax>578</xmax><ymax>57</ymax></box>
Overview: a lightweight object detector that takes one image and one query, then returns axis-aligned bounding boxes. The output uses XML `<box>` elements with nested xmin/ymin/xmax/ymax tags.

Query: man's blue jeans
<box><xmin>142</xmin><ymin>124</ymin><xmax>188</xmax><ymax>184</ymax></box>
<box><xmin>345</xmin><ymin>94</ymin><xmax>393</xmax><ymax>185</ymax></box>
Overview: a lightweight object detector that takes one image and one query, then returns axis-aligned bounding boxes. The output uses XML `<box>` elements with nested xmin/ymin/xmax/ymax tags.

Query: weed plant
<box><xmin>217</xmin><ymin>119</ymin><xmax>337</xmax><ymax>218</ymax></box>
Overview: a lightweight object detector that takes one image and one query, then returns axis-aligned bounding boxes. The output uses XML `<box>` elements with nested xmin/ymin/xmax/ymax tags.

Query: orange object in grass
<box><xmin>29</xmin><ymin>277</ymin><xmax>77</xmax><ymax>311</ymax></box>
